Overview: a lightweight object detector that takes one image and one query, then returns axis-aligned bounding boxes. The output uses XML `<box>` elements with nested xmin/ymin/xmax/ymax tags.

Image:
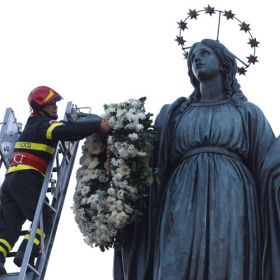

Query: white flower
<box><xmin>124</xmin><ymin>112</ymin><xmax>134</xmax><ymax>121</ymax></box>
<box><xmin>116</xmin><ymin>165</ymin><xmax>131</xmax><ymax>177</ymax></box>
<box><xmin>118</xmin><ymin>148</ymin><xmax>129</xmax><ymax>159</ymax></box>
<box><xmin>89</xmin><ymin>169</ymin><xmax>101</xmax><ymax>179</ymax></box>
<box><xmin>124</xmin><ymin>185</ymin><xmax>138</xmax><ymax>195</ymax></box>
<box><xmin>124</xmin><ymin>123</ymin><xmax>136</xmax><ymax>130</ymax></box>
<box><xmin>108</xmin><ymin>228</ymin><xmax>118</xmax><ymax>237</ymax></box>
<box><xmin>81</xmin><ymin>155</ymin><xmax>93</xmax><ymax>167</ymax></box>
<box><xmin>88</xmin><ymin>157</ymin><xmax>99</xmax><ymax>169</ymax></box>
<box><xmin>129</xmin><ymin>114</ymin><xmax>139</xmax><ymax>123</ymax></box>
<box><xmin>137</xmin><ymin>112</ymin><xmax>146</xmax><ymax>120</ymax></box>
<box><xmin>106</xmin><ymin>196</ymin><xmax>116</xmax><ymax>205</ymax></box>
<box><xmin>115</xmin><ymin>200</ymin><xmax>124</xmax><ymax>211</ymax></box>
<box><xmin>76</xmin><ymin>167</ymin><xmax>83</xmax><ymax>179</ymax></box>
<box><xmin>128</xmin><ymin>133</ymin><xmax>139</xmax><ymax>141</ymax></box>
<box><xmin>128</xmin><ymin>144</ymin><xmax>138</xmax><ymax>157</ymax></box>
<box><xmin>104</xmin><ymin>107</ymin><xmax>116</xmax><ymax>115</ymax></box>
<box><xmin>79</xmin><ymin>175</ymin><xmax>92</xmax><ymax>185</ymax></box>
<box><xmin>108</xmin><ymin>210</ymin><xmax>128</xmax><ymax>229</ymax></box>
<box><xmin>117</xmin><ymin>190</ymin><xmax>125</xmax><ymax>200</ymax></box>
<box><xmin>108</xmin><ymin>117</ymin><xmax>116</xmax><ymax>127</ymax></box>
<box><xmin>107</xmin><ymin>135</ymin><xmax>113</xmax><ymax>145</ymax></box>
<box><xmin>137</xmin><ymin>151</ymin><xmax>147</xmax><ymax>157</ymax></box>
<box><xmin>114</xmin><ymin>119</ymin><xmax>124</xmax><ymax>130</ymax></box>
<box><xmin>80</xmin><ymin>197</ymin><xmax>88</xmax><ymax>205</ymax></box>
<box><xmin>128</xmin><ymin>107</ymin><xmax>136</xmax><ymax>114</ymax></box>
<box><xmin>112</xmin><ymin>173</ymin><xmax>123</xmax><ymax>182</ymax></box>
<box><xmin>99</xmin><ymin>173</ymin><xmax>109</xmax><ymax>183</ymax></box>
<box><xmin>92</xmin><ymin>143</ymin><xmax>104</xmax><ymax>155</ymax></box>
<box><xmin>135</xmin><ymin>124</ymin><xmax>144</xmax><ymax>132</ymax></box>
<box><xmin>116</xmin><ymin>108</ymin><xmax>125</xmax><ymax>117</ymax></box>
<box><xmin>107</xmin><ymin>187</ymin><xmax>116</xmax><ymax>196</ymax></box>
<box><xmin>124</xmin><ymin>203</ymin><xmax>133</xmax><ymax>214</ymax></box>
<box><xmin>111</xmin><ymin>158</ymin><xmax>119</xmax><ymax>167</ymax></box>
<box><xmin>119</xmin><ymin>180</ymin><xmax>128</xmax><ymax>188</ymax></box>
<box><xmin>80</xmin><ymin>185</ymin><xmax>90</xmax><ymax>196</ymax></box>
<box><xmin>87</xmin><ymin>194</ymin><xmax>99</xmax><ymax>205</ymax></box>
<box><xmin>128</xmin><ymin>99</ymin><xmax>141</xmax><ymax>108</ymax></box>
<box><xmin>96</xmin><ymin>203</ymin><xmax>104</xmax><ymax>212</ymax></box>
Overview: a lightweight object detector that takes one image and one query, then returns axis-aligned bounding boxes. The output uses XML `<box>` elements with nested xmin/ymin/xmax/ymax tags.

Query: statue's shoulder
<box><xmin>234</xmin><ymin>99</ymin><xmax>269</xmax><ymax>124</ymax></box>
<box><xmin>158</xmin><ymin>97</ymin><xmax>187</xmax><ymax>117</ymax></box>
<box><xmin>241</xmin><ymin>100</ymin><xmax>265</xmax><ymax>115</ymax></box>
<box><xmin>156</xmin><ymin>97</ymin><xmax>187</xmax><ymax>130</ymax></box>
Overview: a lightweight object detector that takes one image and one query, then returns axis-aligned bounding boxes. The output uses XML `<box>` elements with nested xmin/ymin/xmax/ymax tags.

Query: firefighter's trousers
<box><xmin>0</xmin><ymin>170</ymin><xmax>52</xmax><ymax>263</ymax></box>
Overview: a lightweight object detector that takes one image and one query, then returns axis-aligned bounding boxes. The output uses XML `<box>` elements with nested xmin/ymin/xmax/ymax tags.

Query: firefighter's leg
<box><xmin>13</xmin><ymin>205</ymin><xmax>52</xmax><ymax>268</ymax></box>
<box><xmin>13</xmin><ymin>227</ymin><xmax>45</xmax><ymax>267</ymax></box>
<box><xmin>3</xmin><ymin>170</ymin><xmax>46</xmax><ymax>268</ymax></box>
<box><xmin>0</xmin><ymin>174</ymin><xmax>26</xmax><ymax>274</ymax></box>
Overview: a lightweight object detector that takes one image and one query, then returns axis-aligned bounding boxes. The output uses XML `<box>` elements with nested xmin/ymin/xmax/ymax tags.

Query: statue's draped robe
<box><xmin>113</xmin><ymin>97</ymin><xmax>280</xmax><ymax>280</ymax></box>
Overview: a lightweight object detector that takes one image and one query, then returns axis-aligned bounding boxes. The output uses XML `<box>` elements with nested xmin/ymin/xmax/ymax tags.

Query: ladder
<box><xmin>0</xmin><ymin>102</ymin><xmax>81</xmax><ymax>280</ymax></box>
<box><xmin>0</xmin><ymin>108</ymin><xmax>22</xmax><ymax>169</ymax></box>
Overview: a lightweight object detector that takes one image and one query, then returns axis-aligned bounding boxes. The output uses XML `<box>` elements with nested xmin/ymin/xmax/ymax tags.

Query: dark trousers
<box><xmin>0</xmin><ymin>170</ymin><xmax>52</xmax><ymax>263</ymax></box>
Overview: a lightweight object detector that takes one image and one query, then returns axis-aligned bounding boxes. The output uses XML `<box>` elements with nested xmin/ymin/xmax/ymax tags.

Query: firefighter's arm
<box><xmin>43</xmin><ymin>118</ymin><xmax>109</xmax><ymax>142</ymax></box>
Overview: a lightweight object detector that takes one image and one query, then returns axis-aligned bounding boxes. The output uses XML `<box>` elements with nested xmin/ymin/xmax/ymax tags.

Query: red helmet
<box><xmin>28</xmin><ymin>86</ymin><xmax>63</xmax><ymax>111</ymax></box>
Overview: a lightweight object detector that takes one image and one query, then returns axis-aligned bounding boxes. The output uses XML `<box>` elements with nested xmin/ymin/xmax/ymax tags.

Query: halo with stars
<box><xmin>175</xmin><ymin>5</ymin><xmax>259</xmax><ymax>75</ymax></box>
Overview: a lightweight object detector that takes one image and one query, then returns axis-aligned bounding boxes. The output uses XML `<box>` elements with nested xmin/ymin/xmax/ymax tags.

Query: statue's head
<box><xmin>187</xmin><ymin>39</ymin><xmax>240</xmax><ymax>98</ymax></box>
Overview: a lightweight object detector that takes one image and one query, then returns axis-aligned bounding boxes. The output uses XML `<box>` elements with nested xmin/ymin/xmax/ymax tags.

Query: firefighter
<box><xmin>0</xmin><ymin>86</ymin><xmax>110</xmax><ymax>274</ymax></box>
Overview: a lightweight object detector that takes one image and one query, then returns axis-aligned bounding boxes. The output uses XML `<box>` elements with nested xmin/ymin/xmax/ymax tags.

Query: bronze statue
<box><xmin>114</xmin><ymin>38</ymin><xmax>280</xmax><ymax>280</ymax></box>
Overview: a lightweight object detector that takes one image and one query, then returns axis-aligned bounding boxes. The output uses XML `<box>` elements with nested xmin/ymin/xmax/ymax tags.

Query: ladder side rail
<box><xmin>53</xmin><ymin>144</ymin><xmax>68</xmax><ymax>199</ymax></box>
<box><xmin>54</xmin><ymin>149</ymin><xmax>62</xmax><ymax>198</ymax></box>
<box><xmin>17</xmin><ymin>146</ymin><xmax>60</xmax><ymax>280</ymax></box>
<box><xmin>32</xmin><ymin>142</ymin><xmax>70</xmax><ymax>278</ymax></box>
<box><xmin>35</xmin><ymin>140</ymin><xmax>80</xmax><ymax>279</ymax></box>
<box><xmin>51</xmin><ymin>142</ymin><xmax>77</xmax><ymax>202</ymax></box>
<box><xmin>38</xmin><ymin>215</ymin><xmax>45</xmax><ymax>266</ymax></box>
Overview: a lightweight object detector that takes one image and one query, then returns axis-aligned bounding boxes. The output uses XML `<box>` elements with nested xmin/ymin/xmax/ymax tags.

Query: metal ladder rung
<box><xmin>27</xmin><ymin>264</ymin><xmax>40</xmax><ymax>276</ymax></box>
<box><xmin>44</xmin><ymin>201</ymin><xmax>56</xmax><ymax>213</ymax></box>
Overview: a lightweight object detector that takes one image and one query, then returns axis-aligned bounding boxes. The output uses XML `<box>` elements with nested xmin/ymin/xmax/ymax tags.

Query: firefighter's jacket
<box><xmin>7</xmin><ymin>115</ymin><xmax>101</xmax><ymax>176</ymax></box>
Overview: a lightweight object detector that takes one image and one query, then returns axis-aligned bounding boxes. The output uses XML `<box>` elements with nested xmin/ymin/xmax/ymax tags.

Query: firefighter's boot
<box><xmin>0</xmin><ymin>253</ymin><xmax>6</xmax><ymax>275</ymax></box>
<box><xmin>0</xmin><ymin>262</ymin><xmax>6</xmax><ymax>275</ymax></box>
<box><xmin>13</xmin><ymin>239</ymin><xmax>39</xmax><ymax>267</ymax></box>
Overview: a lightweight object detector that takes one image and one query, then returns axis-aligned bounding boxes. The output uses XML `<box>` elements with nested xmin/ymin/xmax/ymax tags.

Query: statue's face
<box><xmin>190</xmin><ymin>43</ymin><xmax>222</xmax><ymax>82</ymax></box>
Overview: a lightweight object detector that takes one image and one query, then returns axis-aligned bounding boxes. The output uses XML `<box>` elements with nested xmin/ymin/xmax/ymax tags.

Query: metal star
<box><xmin>248</xmin><ymin>38</ymin><xmax>260</xmax><ymax>48</ymax></box>
<box><xmin>175</xmin><ymin>36</ymin><xmax>186</xmax><ymax>46</ymax></box>
<box><xmin>237</xmin><ymin>67</ymin><xmax>247</xmax><ymax>75</ymax></box>
<box><xmin>204</xmin><ymin>5</ymin><xmax>215</xmax><ymax>16</ymax></box>
<box><xmin>223</xmin><ymin>10</ymin><xmax>235</xmax><ymax>20</ymax></box>
<box><xmin>183</xmin><ymin>52</ymin><xmax>189</xmax><ymax>59</ymax></box>
<box><xmin>247</xmin><ymin>54</ymin><xmax>258</xmax><ymax>64</ymax></box>
<box><xmin>188</xmin><ymin>9</ymin><xmax>199</xmax><ymax>19</ymax></box>
<box><xmin>240</xmin><ymin>22</ymin><xmax>251</xmax><ymax>32</ymax></box>
<box><xmin>177</xmin><ymin>20</ymin><xmax>188</xmax><ymax>31</ymax></box>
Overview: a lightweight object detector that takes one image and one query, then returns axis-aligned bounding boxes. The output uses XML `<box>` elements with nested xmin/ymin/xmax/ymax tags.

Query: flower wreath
<box><xmin>73</xmin><ymin>97</ymin><xmax>157</xmax><ymax>251</ymax></box>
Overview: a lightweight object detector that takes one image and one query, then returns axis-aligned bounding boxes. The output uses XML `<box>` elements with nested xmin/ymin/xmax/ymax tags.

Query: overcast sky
<box><xmin>0</xmin><ymin>0</ymin><xmax>279</xmax><ymax>279</ymax></box>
